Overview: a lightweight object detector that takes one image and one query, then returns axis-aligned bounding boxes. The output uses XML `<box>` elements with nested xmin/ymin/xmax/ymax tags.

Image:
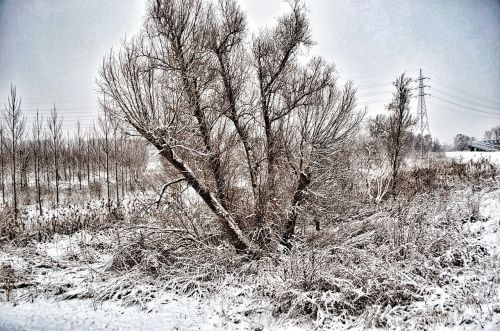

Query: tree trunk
<box><xmin>11</xmin><ymin>120</ymin><xmax>18</xmax><ymax>220</ymax></box>
<box><xmin>144</xmin><ymin>130</ymin><xmax>259</xmax><ymax>255</ymax></box>
<box><xmin>0</xmin><ymin>132</ymin><xmax>4</xmax><ymax>205</ymax></box>
<box><xmin>282</xmin><ymin>171</ymin><xmax>311</xmax><ymax>247</ymax></box>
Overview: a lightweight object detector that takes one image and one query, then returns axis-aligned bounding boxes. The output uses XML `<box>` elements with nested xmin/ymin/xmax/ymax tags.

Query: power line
<box><xmin>428</xmin><ymin>101</ymin><xmax>500</xmax><ymax>119</ymax></box>
<box><xmin>358</xmin><ymin>99</ymin><xmax>391</xmax><ymax>105</ymax></box>
<box><xmin>356</xmin><ymin>82</ymin><xmax>393</xmax><ymax>89</ymax></box>
<box><xmin>21</xmin><ymin>107</ymin><xmax>99</xmax><ymax>111</ymax></box>
<box><xmin>430</xmin><ymin>95</ymin><xmax>500</xmax><ymax>115</ymax></box>
<box><xmin>351</xmin><ymin>69</ymin><xmax>419</xmax><ymax>80</ymax></box>
<box><xmin>23</xmin><ymin>101</ymin><xmax>97</xmax><ymax>104</ymax></box>
<box><xmin>23</xmin><ymin>116</ymin><xmax>97</xmax><ymax>120</ymax></box>
<box><xmin>430</xmin><ymin>87</ymin><xmax>500</xmax><ymax>110</ymax></box>
<box><xmin>357</xmin><ymin>91</ymin><xmax>393</xmax><ymax>96</ymax></box>
<box><xmin>430</xmin><ymin>78</ymin><xmax>500</xmax><ymax>106</ymax></box>
<box><xmin>351</xmin><ymin>72</ymin><xmax>399</xmax><ymax>79</ymax></box>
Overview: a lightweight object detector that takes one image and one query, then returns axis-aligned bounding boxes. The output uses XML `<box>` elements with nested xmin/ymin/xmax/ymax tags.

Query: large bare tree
<box><xmin>98</xmin><ymin>0</ymin><xmax>362</xmax><ymax>253</ymax></box>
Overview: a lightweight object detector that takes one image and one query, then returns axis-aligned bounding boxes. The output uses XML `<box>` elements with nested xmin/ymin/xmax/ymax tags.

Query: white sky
<box><xmin>1</xmin><ymin>0</ymin><xmax>499</xmax><ymax>144</ymax></box>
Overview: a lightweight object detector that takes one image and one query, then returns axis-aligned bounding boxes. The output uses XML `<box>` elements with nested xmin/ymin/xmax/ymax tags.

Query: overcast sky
<box><xmin>1</xmin><ymin>0</ymin><xmax>499</xmax><ymax>144</ymax></box>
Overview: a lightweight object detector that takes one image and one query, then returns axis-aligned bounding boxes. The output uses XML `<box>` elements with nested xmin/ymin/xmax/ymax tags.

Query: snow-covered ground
<box><xmin>420</xmin><ymin>188</ymin><xmax>500</xmax><ymax>331</ymax></box>
<box><xmin>1</xmin><ymin>187</ymin><xmax>499</xmax><ymax>330</ymax></box>
<box><xmin>445</xmin><ymin>151</ymin><xmax>500</xmax><ymax>165</ymax></box>
<box><xmin>0</xmin><ymin>230</ymin><xmax>302</xmax><ymax>330</ymax></box>
<box><xmin>0</xmin><ymin>274</ymin><xmax>302</xmax><ymax>330</ymax></box>
<box><xmin>0</xmin><ymin>293</ymin><xmax>302</xmax><ymax>331</ymax></box>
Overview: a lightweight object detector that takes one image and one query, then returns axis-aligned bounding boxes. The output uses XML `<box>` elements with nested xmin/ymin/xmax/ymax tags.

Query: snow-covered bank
<box><xmin>0</xmin><ymin>287</ymin><xmax>303</xmax><ymax>331</ymax></box>
<box><xmin>0</xmin><ymin>299</ymin><xmax>201</xmax><ymax>331</ymax></box>
<box><xmin>0</xmin><ymin>296</ymin><xmax>297</xmax><ymax>331</ymax></box>
<box><xmin>445</xmin><ymin>151</ymin><xmax>500</xmax><ymax>165</ymax></box>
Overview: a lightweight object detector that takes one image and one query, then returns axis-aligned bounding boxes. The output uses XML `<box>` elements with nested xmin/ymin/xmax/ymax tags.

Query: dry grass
<box><xmin>89</xmin><ymin>184</ymin><xmax>496</xmax><ymax>329</ymax></box>
<box><xmin>1</xmin><ymin>157</ymin><xmax>498</xmax><ymax>329</ymax></box>
<box><xmin>0</xmin><ymin>199</ymin><xmax>144</xmax><ymax>246</ymax></box>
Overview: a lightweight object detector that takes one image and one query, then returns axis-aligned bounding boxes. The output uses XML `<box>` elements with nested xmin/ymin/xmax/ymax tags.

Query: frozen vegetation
<box><xmin>445</xmin><ymin>151</ymin><xmax>500</xmax><ymax>166</ymax></box>
<box><xmin>1</xmin><ymin>0</ymin><xmax>499</xmax><ymax>330</ymax></box>
<box><xmin>1</xmin><ymin>152</ymin><xmax>499</xmax><ymax>330</ymax></box>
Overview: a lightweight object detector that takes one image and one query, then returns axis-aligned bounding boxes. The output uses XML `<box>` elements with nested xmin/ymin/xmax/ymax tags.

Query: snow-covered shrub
<box><xmin>257</xmin><ymin>187</ymin><xmax>494</xmax><ymax>328</ymax></box>
<box><xmin>0</xmin><ymin>208</ymin><xmax>18</xmax><ymax>242</ymax></box>
<box><xmin>0</xmin><ymin>262</ymin><xmax>15</xmax><ymax>301</ymax></box>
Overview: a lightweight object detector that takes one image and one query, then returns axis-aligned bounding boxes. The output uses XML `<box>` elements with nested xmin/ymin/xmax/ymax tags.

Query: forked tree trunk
<box><xmin>143</xmin><ymin>130</ymin><xmax>259</xmax><ymax>255</ymax></box>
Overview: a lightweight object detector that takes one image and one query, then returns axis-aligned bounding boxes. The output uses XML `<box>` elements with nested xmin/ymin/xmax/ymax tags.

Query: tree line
<box><xmin>2</xmin><ymin>85</ymin><xmax>148</xmax><ymax>220</ymax></box>
<box><xmin>453</xmin><ymin>125</ymin><xmax>500</xmax><ymax>151</ymax></box>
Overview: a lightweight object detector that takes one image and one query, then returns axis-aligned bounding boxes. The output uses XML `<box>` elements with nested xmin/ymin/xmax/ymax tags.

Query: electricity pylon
<box><xmin>416</xmin><ymin>69</ymin><xmax>430</xmax><ymax>158</ymax></box>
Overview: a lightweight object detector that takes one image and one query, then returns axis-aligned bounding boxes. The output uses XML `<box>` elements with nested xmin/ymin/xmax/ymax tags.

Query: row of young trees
<box><xmin>2</xmin><ymin>86</ymin><xmax>148</xmax><ymax>219</ymax></box>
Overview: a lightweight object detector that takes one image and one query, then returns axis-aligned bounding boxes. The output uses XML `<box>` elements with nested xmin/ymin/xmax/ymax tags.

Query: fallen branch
<box><xmin>156</xmin><ymin>178</ymin><xmax>186</xmax><ymax>209</ymax></box>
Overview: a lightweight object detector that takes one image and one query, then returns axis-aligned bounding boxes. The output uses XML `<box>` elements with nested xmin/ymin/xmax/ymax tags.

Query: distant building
<box><xmin>468</xmin><ymin>140</ymin><xmax>500</xmax><ymax>152</ymax></box>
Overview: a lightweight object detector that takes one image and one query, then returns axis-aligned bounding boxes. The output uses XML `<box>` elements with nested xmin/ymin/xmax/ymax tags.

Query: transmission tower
<box><xmin>416</xmin><ymin>68</ymin><xmax>430</xmax><ymax>158</ymax></box>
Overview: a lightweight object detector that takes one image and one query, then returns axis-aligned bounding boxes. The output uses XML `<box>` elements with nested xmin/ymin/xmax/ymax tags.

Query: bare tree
<box><xmin>98</xmin><ymin>109</ymin><xmax>112</xmax><ymax>210</ymax></box>
<box><xmin>384</xmin><ymin>73</ymin><xmax>415</xmax><ymax>196</ymax></box>
<box><xmin>85</xmin><ymin>129</ymin><xmax>91</xmax><ymax>186</ymax></box>
<box><xmin>0</xmin><ymin>124</ymin><xmax>5</xmax><ymax>205</ymax></box>
<box><xmin>3</xmin><ymin>85</ymin><xmax>26</xmax><ymax>219</ymax></box>
<box><xmin>19</xmin><ymin>140</ymin><xmax>29</xmax><ymax>189</ymax></box>
<box><xmin>111</xmin><ymin>120</ymin><xmax>120</xmax><ymax>206</ymax></box>
<box><xmin>483</xmin><ymin>125</ymin><xmax>500</xmax><ymax>140</ymax></box>
<box><xmin>89</xmin><ymin>125</ymin><xmax>98</xmax><ymax>188</ymax></box>
<box><xmin>76</xmin><ymin>119</ymin><xmax>83</xmax><ymax>190</ymax></box>
<box><xmin>43</xmin><ymin>132</ymin><xmax>51</xmax><ymax>190</ymax></box>
<box><xmin>281</xmin><ymin>80</ymin><xmax>362</xmax><ymax>242</ymax></box>
<box><xmin>32</xmin><ymin>111</ymin><xmax>44</xmax><ymax>215</ymax></box>
<box><xmin>98</xmin><ymin>0</ymin><xmax>362</xmax><ymax>253</ymax></box>
<box><xmin>47</xmin><ymin>106</ymin><xmax>63</xmax><ymax>206</ymax></box>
